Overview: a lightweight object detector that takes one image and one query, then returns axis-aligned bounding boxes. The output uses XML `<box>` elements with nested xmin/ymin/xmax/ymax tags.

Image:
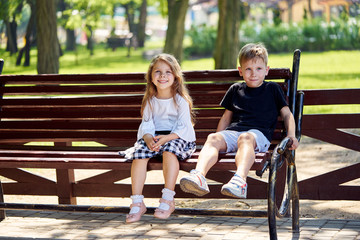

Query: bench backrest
<box><xmin>0</xmin><ymin>67</ymin><xmax>296</xmax><ymax>151</ymax></box>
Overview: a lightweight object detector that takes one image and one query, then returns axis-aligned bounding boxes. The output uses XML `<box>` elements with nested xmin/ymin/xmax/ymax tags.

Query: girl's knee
<box><xmin>162</xmin><ymin>151</ymin><xmax>177</xmax><ymax>159</ymax></box>
<box><xmin>132</xmin><ymin>158</ymin><xmax>150</xmax><ymax>165</ymax></box>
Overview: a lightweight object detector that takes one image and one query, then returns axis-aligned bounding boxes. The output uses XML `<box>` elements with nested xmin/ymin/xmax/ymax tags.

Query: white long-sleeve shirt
<box><xmin>137</xmin><ymin>94</ymin><xmax>196</xmax><ymax>142</ymax></box>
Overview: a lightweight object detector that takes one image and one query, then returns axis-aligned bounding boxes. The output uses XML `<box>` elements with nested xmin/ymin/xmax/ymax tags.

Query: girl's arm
<box><xmin>216</xmin><ymin>109</ymin><xmax>233</xmax><ymax>132</ymax></box>
<box><xmin>171</xmin><ymin>96</ymin><xmax>196</xmax><ymax>142</ymax></box>
<box><xmin>152</xmin><ymin>133</ymin><xmax>179</xmax><ymax>151</ymax></box>
<box><xmin>280</xmin><ymin>106</ymin><xmax>299</xmax><ymax>150</ymax></box>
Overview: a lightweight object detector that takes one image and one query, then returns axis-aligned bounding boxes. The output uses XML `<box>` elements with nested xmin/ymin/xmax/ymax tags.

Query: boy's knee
<box><xmin>237</xmin><ymin>132</ymin><xmax>255</xmax><ymax>145</ymax></box>
<box><xmin>205</xmin><ymin>133</ymin><xmax>226</xmax><ymax>150</ymax></box>
<box><xmin>206</xmin><ymin>133</ymin><xmax>223</xmax><ymax>144</ymax></box>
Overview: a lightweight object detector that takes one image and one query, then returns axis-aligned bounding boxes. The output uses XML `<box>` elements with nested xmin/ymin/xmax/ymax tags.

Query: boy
<box><xmin>179</xmin><ymin>43</ymin><xmax>299</xmax><ymax>198</ymax></box>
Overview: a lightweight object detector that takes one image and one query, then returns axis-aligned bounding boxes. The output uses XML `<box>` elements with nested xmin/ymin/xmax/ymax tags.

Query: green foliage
<box><xmin>184</xmin><ymin>25</ymin><xmax>217</xmax><ymax>57</ymax></box>
<box><xmin>241</xmin><ymin>17</ymin><xmax>360</xmax><ymax>53</ymax></box>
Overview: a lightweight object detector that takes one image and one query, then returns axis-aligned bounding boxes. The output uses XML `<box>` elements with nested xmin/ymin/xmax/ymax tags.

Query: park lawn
<box><xmin>1</xmin><ymin>45</ymin><xmax>359</xmax><ymax>114</ymax></box>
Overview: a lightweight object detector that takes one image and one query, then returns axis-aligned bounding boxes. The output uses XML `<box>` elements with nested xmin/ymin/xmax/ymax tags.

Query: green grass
<box><xmin>1</xmin><ymin>44</ymin><xmax>359</xmax><ymax>114</ymax></box>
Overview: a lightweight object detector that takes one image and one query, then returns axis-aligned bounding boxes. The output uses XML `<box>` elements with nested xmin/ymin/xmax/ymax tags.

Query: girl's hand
<box><xmin>152</xmin><ymin>135</ymin><xmax>169</xmax><ymax>151</ymax></box>
<box><xmin>143</xmin><ymin>134</ymin><xmax>157</xmax><ymax>151</ymax></box>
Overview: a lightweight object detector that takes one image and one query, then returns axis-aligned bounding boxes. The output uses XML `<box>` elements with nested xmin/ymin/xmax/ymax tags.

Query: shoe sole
<box><xmin>180</xmin><ymin>178</ymin><xmax>209</xmax><ymax>197</ymax></box>
<box><xmin>221</xmin><ymin>187</ymin><xmax>246</xmax><ymax>199</ymax></box>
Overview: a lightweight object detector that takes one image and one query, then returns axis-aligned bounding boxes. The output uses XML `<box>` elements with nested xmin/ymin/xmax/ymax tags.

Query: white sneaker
<box><xmin>180</xmin><ymin>170</ymin><xmax>210</xmax><ymax>196</ymax></box>
<box><xmin>221</xmin><ymin>175</ymin><xmax>247</xmax><ymax>198</ymax></box>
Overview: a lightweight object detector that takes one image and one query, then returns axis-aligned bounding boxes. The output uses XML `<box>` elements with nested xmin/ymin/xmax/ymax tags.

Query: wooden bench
<box><xmin>0</xmin><ymin>50</ymin><xmax>303</xmax><ymax>239</ymax></box>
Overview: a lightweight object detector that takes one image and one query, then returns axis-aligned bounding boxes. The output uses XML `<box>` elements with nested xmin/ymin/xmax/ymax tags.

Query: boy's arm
<box><xmin>280</xmin><ymin>106</ymin><xmax>299</xmax><ymax>150</ymax></box>
<box><xmin>216</xmin><ymin>109</ymin><xmax>233</xmax><ymax>132</ymax></box>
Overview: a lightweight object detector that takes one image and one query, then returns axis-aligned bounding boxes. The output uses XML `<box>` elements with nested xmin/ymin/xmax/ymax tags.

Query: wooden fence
<box><xmin>300</xmin><ymin>88</ymin><xmax>360</xmax><ymax>200</ymax></box>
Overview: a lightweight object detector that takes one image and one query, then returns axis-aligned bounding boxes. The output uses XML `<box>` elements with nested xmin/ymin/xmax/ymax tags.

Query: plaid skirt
<box><xmin>119</xmin><ymin>138</ymin><xmax>196</xmax><ymax>161</ymax></box>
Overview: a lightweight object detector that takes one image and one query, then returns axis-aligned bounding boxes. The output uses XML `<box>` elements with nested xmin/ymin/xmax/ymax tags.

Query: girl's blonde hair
<box><xmin>141</xmin><ymin>53</ymin><xmax>195</xmax><ymax>124</ymax></box>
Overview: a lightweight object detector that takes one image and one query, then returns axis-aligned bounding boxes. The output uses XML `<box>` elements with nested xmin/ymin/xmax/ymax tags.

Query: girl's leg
<box><xmin>131</xmin><ymin>158</ymin><xmax>150</xmax><ymax>195</ymax></box>
<box><xmin>127</xmin><ymin>158</ymin><xmax>149</xmax><ymax>223</ymax></box>
<box><xmin>154</xmin><ymin>151</ymin><xmax>177</xmax><ymax>219</ymax></box>
<box><xmin>162</xmin><ymin>151</ymin><xmax>179</xmax><ymax>191</ymax></box>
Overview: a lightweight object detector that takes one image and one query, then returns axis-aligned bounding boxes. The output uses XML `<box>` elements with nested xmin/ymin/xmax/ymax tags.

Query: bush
<box><xmin>246</xmin><ymin>17</ymin><xmax>360</xmax><ymax>52</ymax></box>
<box><xmin>185</xmin><ymin>17</ymin><xmax>360</xmax><ymax>56</ymax></box>
<box><xmin>185</xmin><ymin>25</ymin><xmax>217</xmax><ymax>57</ymax></box>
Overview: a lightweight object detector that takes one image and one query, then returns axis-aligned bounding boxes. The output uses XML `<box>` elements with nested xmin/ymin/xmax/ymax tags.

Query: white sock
<box><xmin>159</xmin><ymin>188</ymin><xmax>175</xmax><ymax>211</ymax></box>
<box><xmin>129</xmin><ymin>195</ymin><xmax>144</xmax><ymax>214</ymax></box>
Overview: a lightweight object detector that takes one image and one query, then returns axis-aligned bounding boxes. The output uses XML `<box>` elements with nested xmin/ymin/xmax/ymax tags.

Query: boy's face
<box><xmin>238</xmin><ymin>57</ymin><xmax>269</xmax><ymax>88</ymax></box>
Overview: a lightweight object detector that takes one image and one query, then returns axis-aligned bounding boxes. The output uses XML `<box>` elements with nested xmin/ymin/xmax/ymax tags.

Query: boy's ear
<box><xmin>238</xmin><ymin>66</ymin><xmax>243</xmax><ymax>76</ymax></box>
<box><xmin>265</xmin><ymin>66</ymin><xmax>270</xmax><ymax>75</ymax></box>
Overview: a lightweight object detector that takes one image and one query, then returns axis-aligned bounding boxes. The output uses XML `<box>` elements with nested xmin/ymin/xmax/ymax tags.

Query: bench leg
<box><xmin>56</xmin><ymin>169</ymin><xmax>77</xmax><ymax>205</ymax></box>
<box><xmin>0</xmin><ymin>179</ymin><xmax>6</xmax><ymax>221</ymax></box>
<box><xmin>291</xmin><ymin>165</ymin><xmax>300</xmax><ymax>233</ymax></box>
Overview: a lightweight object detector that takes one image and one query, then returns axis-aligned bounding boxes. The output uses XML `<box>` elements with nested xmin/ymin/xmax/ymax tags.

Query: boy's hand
<box><xmin>288</xmin><ymin>136</ymin><xmax>299</xmax><ymax>150</ymax></box>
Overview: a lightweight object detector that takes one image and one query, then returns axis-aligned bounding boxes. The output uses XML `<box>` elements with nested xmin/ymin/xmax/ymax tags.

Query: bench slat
<box><xmin>0</xmin><ymin>68</ymin><xmax>290</xmax><ymax>85</ymax></box>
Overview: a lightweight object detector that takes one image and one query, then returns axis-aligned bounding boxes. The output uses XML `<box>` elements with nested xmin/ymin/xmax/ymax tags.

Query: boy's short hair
<box><xmin>238</xmin><ymin>43</ymin><xmax>268</xmax><ymax>66</ymax></box>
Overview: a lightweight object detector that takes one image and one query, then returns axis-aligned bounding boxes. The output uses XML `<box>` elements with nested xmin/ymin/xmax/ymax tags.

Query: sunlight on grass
<box><xmin>1</xmin><ymin>45</ymin><xmax>359</xmax><ymax>114</ymax></box>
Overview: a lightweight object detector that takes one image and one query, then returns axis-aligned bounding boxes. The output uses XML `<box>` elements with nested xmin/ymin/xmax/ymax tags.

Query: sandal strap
<box><xmin>159</xmin><ymin>198</ymin><xmax>173</xmax><ymax>205</ymax></box>
<box><xmin>130</xmin><ymin>202</ymin><xmax>143</xmax><ymax>209</ymax></box>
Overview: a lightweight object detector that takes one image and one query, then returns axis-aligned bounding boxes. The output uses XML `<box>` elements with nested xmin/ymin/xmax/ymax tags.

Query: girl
<box><xmin>121</xmin><ymin>54</ymin><xmax>196</xmax><ymax>223</ymax></box>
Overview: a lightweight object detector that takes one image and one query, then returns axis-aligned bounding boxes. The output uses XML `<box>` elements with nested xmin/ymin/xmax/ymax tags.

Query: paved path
<box><xmin>0</xmin><ymin>210</ymin><xmax>359</xmax><ymax>240</ymax></box>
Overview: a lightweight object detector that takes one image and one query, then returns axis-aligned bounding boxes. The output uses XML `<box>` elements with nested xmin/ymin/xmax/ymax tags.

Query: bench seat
<box><xmin>0</xmin><ymin>51</ymin><xmax>303</xmax><ymax>239</ymax></box>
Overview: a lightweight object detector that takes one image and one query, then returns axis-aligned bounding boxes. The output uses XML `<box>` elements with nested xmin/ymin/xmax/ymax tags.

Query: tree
<box><xmin>36</xmin><ymin>0</ymin><xmax>59</xmax><ymax>74</ymax></box>
<box><xmin>16</xmin><ymin>0</ymin><xmax>36</xmax><ymax>67</ymax></box>
<box><xmin>0</xmin><ymin>0</ymin><xmax>24</xmax><ymax>55</ymax></box>
<box><xmin>58</xmin><ymin>0</ymin><xmax>76</xmax><ymax>51</ymax></box>
<box><xmin>163</xmin><ymin>0</ymin><xmax>189</xmax><ymax>63</ymax></box>
<box><xmin>64</xmin><ymin>0</ymin><xmax>110</xmax><ymax>55</ymax></box>
<box><xmin>137</xmin><ymin>0</ymin><xmax>147</xmax><ymax>47</ymax></box>
<box><xmin>214</xmin><ymin>0</ymin><xmax>240</xmax><ymax>69</ymax></box>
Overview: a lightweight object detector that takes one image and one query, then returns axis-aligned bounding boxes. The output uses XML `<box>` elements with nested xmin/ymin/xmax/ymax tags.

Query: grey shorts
<box><xmin>218</xmin><ymin>129</ymin><xmax>270</xmax><ymax>153</ymax></box>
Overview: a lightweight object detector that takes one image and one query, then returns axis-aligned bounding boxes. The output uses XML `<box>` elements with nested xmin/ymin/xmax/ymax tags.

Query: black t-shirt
<box><xmin>220</xmin><ymin>81</ymin><xmax>288</xmax><ymax>141</ymax></box>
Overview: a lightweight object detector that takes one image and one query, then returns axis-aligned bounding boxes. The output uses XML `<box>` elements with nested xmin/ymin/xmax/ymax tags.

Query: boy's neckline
<box><xmin>245</xmin><ymin>81</ymin><xmax>265</xmax><ymax>89</ymax></box>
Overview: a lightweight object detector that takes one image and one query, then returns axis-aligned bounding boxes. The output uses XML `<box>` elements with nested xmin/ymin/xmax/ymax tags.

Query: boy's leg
<box><xmin>234</xmin><ymin>132</ymin><xmax>256</xmax><ymax>180</ymax></box>
<box><xmin>221</xmin><ymin>132</ymin><xmax>256</xmax><ymax>198</ymax></box>
<box><xmin>180</xmin><ymin>133</ymin><xmax>227</xmax><ymax>196</ymax></box>
<box><xmin>196</xmin><ymin>133</ymin><xmax>228</xmax><ymax>176</ymax></box>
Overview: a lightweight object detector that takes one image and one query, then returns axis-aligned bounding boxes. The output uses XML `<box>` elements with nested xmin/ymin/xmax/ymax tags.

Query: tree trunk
<box><xmin>308</xmin><ymin>0</ymin><xmax>313</xmax><ymax>19</ymax></box>
<box><xmin>36</xmin><ymin>0</ymin><xmax>60</xmax><ymax>74</ymax></box>
<box><xmin>137</xmin><ymin>0</ymin><xmax>147</xmax><ymax>47</ymax></box>
<box><xmin>16</xmin><ymin>0</ymin><xmax>36</xmax><ymax>66</ymax></box>
<box><xmin>124</xmin><ymin>2</ymin><xmax>136</xmax><ymax>34</ymax></box>
<box><xmin>214</xmin><ymin>0</ymin><xmax>240</xmax><ymax>69</ymax></box>
<box><xmin>86</xmin><ymin>25</ymin><xmax>94</xmax><ymax>56</ymax></box>
<box><xmin>66</xmin><ymin>29</ymin><xmax>76</xmax><ymax>51</ymax></box>
<box><xmin>5</xmin><ymin>20</ymin><xmax>18</xmax><ymax>55</ymax></box>
<box><xmin>163</xmin><ymin>0</ymin><xmax>189</xmax><ymax>63</ymax></box>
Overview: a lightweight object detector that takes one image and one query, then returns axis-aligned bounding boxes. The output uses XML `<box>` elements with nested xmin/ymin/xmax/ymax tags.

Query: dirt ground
<box><xmin>2</xmin><ymin>136</ymin><xmax>360</xmax><ymax>219</ymax></box>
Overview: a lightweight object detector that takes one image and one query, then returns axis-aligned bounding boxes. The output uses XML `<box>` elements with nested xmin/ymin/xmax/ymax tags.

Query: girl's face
<box><xmin>238</xmin><ymin>58</ymin><xmax>269</xmax><ymax>88</ymax></box>
<box><xmin>151</xmin><ymin>60</ymin><xmax>175</xmax><ymax>97</ymax></box>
